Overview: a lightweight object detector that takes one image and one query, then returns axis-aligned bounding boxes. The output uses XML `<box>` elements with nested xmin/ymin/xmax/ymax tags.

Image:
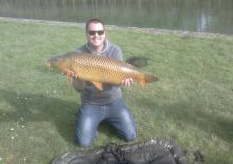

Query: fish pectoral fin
<box><xmin>92</xmin><ymin>81</ymin><xmax>103</xmax><ymax>90</ymax></box>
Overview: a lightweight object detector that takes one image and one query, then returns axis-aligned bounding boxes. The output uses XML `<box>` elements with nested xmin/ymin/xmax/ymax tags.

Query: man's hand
<box><xmin>63</xmin><ymin>70</ymin><xmax>76</xmax><ymax>78</ymax></box>
<box><xmin>121</xmin><ymin>78</ymin><xmax>134</xmax><ymax>87</ymax></box>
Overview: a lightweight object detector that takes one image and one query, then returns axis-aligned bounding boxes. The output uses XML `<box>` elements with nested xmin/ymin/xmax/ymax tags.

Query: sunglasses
<box><xmin>88</xmin><ymin>30</ymin><xmax>105</xmax><ymax>36</ymax></box>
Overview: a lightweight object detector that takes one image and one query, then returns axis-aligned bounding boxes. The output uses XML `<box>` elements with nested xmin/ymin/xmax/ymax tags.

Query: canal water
<box><xmin>0</xmin><ymin>0</ymin><xmax>232</xmax><ymax>35</ymax></box>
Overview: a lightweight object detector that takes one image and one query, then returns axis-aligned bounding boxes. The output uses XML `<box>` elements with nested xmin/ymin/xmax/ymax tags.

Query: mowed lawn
<box><xmin>0</xmin><ymin>20</ymin><xmax>233</xmax><ymax>164</ymax></box>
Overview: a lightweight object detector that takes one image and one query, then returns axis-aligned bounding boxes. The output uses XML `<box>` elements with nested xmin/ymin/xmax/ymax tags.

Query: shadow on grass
<box><xmin>0</xmin><ymin>89</ymin><xmax>78</xmax><ymax>144</ymax></box>
<box><xmin>1</xmin><ymin>88</ymin><xmax>232</xmax><ymax>146</ymax></box>
<box><xmin>0</xmin><ymin>89</ymin><xmax>117</xmax><ymax>145</ymax></box>
<box><xmin>136</xmin><ymin>97</ymin><xmax>233</xmax><ymax>143</ymax></box>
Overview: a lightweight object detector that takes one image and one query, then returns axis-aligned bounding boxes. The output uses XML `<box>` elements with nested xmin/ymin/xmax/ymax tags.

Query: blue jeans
<box><xmin>76</xmin><ymin>98</ymin><xmax>137</xmax><ymax>147</ymax></box>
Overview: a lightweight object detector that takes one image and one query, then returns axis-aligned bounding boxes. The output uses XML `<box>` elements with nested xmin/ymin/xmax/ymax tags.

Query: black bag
<box><xmin>52</xmin><ymin>139</ymin><xmax>203</xmax><ymax>164</ymax></box>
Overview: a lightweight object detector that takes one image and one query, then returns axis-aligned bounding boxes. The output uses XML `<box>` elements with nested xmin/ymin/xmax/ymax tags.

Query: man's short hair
<box><xmin>85</xmin><ymin>18</ymin><xmax>105</xmax><ymax>32</ymax></box>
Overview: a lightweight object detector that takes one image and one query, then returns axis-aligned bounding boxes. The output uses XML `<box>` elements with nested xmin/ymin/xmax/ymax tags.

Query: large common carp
<box><xmin>46</xmin><ymin>52</ymin><xmax>157</xmax><ymax>90</ymax></box>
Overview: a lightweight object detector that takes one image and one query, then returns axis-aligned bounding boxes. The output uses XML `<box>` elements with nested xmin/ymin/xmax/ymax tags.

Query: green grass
<box><xmin>0</xmin><ymin>20</ymin><xmax>233</xmax><ymax>164</ymax></box>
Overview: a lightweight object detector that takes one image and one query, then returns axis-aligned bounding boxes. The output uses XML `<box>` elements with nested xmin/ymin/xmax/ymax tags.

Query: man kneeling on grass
<box><xmin>72</xmin><ymin>18</ymin><xmax>137</xmax><ymax>147</ymax></box>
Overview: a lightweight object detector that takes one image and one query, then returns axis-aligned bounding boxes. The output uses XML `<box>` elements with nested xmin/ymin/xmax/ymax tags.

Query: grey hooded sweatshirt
<box><xmin>75</xmin><ymin>40</ymin><xmax>123</xmax><ymax>105</ymax></box>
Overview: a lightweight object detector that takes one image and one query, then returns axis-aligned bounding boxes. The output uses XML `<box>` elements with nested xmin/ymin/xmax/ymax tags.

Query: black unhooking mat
<box><xmin>52</xmin><ymin>139</ymin><xmax>204</xmax><ymax>164</ymax></box>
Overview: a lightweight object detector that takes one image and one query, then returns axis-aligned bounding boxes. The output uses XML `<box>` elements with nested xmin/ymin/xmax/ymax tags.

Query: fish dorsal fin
<box><xmin>92</xmin><ymin>81</ymin><xmax>103</xmax><ymax>90</ymax></box>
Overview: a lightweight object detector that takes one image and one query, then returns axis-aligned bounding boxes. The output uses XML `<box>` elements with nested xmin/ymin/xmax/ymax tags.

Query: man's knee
<box><xmin>76</xmin><ymin>137</ymin><xmax>93</xmax><ymax>147</ymax></box>
<box><xmin>124</xmin><ymin>130</ymin><xmax>137</xmax><ymax>142</ymax></box>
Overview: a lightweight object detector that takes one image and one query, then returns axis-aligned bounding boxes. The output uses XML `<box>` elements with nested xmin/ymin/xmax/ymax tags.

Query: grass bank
<box><xmin>0</xmin><ymin>19</ymin><xmax>233</xmax><ymax>164</ymax></box>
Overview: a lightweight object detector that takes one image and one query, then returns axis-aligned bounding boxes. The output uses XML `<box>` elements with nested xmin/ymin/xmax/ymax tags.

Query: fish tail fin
<box><xmin>139</xmin><ymin>74</ymin><xmax>158</xmax><ymax>88</ymax></box>
<box><xmin>145</xmin><ymin>74</ymin><xmax>157</xmax><ymax>83</ymax></box>
<box><xmin>139</xmin><ymin>74</ymin><xmax>157</xmax><ymax>88</ymax></box>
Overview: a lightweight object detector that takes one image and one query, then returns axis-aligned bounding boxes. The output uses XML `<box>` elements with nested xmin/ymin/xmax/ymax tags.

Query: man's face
<box><xmin>86</xmin><ymin>22</ymin><xmax>105</xmax><ymax>49</ymax></box>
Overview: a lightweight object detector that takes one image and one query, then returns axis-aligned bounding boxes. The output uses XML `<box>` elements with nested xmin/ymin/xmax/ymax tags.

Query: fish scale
<box><xmin>72</xmin><ymin>55</ymin><xmax>139</xmax><ymax>83</ymax></box>
<box><xmin>47</xmin><ymin>52</ymin><xmax>157</xmax><ymax>90</ymax></box>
